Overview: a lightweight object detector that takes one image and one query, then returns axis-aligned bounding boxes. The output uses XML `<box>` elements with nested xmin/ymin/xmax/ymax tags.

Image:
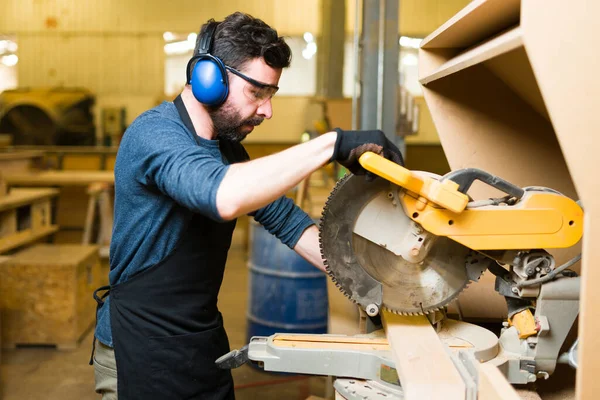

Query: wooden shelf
<box><xmin>420</xmin><ymin>26</ymin><xmax>523</xmax><ymax>85</ymax></box>
<box><xmin>4</xmin><ymin>170</ymin><xmax>114</xmax><ymax>186</ymax></box>
<box><xmin>0</xmin><ymin>188</ymin><xmax>59</xmax><ymax>212</ymax></box>
<box><xmin>0</xmin><ymin>188</ymin><xmax>59</xmax><ymax>254</ymax></box>
<box><xmin>421</xmin><ymin>0</ymin><xmax>520</xmax><ymax>50</ymax></box>
<box><xmin>419</xmin><ymin>0</ymin><xmax>600</xmax><ymax>397</ymax></box>
<box><xmin>0</xmin><ymin>225</ymin><xmax>59</xmax><ymax>254</ymax></box>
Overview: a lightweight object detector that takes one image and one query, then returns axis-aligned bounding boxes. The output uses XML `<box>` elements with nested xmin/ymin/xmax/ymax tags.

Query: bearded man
<box><xmin>91</xmin><ymin>11</ymin><xmax>403</xmax><ymax>400</ymax></box>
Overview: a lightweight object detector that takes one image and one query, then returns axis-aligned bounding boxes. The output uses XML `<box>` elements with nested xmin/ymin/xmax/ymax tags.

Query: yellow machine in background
<box><xmin>0</xmin><ymin>87</ymin><xmax>96</xmax><ymax>146</ymax></box>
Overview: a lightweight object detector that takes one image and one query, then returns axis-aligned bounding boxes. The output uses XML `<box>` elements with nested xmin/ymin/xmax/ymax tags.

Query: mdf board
<box><xmin>419</xmin><ymin>0</ymin><xmax>599</xmax><ymax>397</ymax></box>
<box><xmin>418</xmin><ymin>0</ymin><xmax>583</xmax><ymax>320</ymax></box>
<box><xmin>518</xmin><ymin>3</ymin><xmax>600</xmax><ymax>398</ymax></box>
<box><xmin>0</xmin><ymin>244</ymin><xmax>101</xmax><ymax>349</ymax></box>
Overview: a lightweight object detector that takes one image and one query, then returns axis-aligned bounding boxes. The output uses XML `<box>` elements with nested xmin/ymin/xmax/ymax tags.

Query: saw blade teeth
<box><xmin>318</xmin><ymin>174</ymin><xmax>356</xmax><ymax>305</ymax></box>
<box><xmin>319</xmin><ymin>173</ymin><xmax>478</xmax><ymax>315</ymax></box>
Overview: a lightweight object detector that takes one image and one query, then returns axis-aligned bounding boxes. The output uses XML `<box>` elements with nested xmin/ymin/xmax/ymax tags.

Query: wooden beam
<box><xmin>381</xmin><ymin>311</ymin><xmax>465</xmax><ymax>399</ymax></box>
<box><xmin>479</xmin><ymin>363</ymin><xmax>521</xmax><ymax>400</ymax></box>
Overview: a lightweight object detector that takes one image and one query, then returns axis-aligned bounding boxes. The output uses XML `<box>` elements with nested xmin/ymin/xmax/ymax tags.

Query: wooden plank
<box><xmin>519</xmin><ymin>1</ymin><xmax>600</xmax><ymax>399</ymax></box>
<box><xmin>2</xmin><ymin>145</ymin><xmax>119</xmax><ymax>154</ymax></box>
<box><xmin>0</xmin><ymin>150</ymin><xmax>44</xmax><ymax>161</ymax></box>
<box><xmin>0</xmin><ymin>225</ymin><xmax>59</xmax><ymax>254</ymax></box>
<box><xmin>479</xmin><ymin>363</ymin><xmax>520</xmax><ymax>400</ymax></box>
<box><xmin>4</xmin><ymin>170</ymin><xmax>114</xmax><ymax>186</ymax></box>
<box><xmin>274</xmin><ymin>334</ymin><xmax>388</xmax><ymax>345</ymax></box>
<box><xmin>273</xmin><ymin>334</ymin><xmax>390</xmax><ymax>351</ymax></box>
<box><xmin>420</xmin><ymin>26</ymin><xmax>523</xmax><ymax>85</ymax></box>
<box><xmin>421</xmin><ymin>0</ymin><xmax>520</xmax><ymax>49</ymax></box>
<box><xmin>0</xmin><ymin>188</ymin><xmax>59</xmax><ymax>212</ymax></box>
<box><xmin>381</xmin><ymin>311</ymin><xmax>465</xmax><ymax>399</ymax></box>
<box><xmin>0</xmin><ymin>151</ymin><xmax>44</xmax><ymax>174</ymax></box>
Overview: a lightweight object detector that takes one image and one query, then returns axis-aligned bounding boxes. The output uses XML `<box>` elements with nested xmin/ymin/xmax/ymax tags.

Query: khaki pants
<box><xmin>93</xmin><ymin>341</ymin><xmax>118</xmax><ymax>400</ymax></box>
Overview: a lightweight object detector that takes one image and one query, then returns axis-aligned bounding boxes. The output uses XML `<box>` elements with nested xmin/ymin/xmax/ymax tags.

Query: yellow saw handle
<box><xmin>358</xmin><ymin>152</ymin><xmax>469</xmax><ymax>213</ymax></box>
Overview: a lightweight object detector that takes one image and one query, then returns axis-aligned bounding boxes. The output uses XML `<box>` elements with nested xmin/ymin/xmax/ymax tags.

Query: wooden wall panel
<box><xmin>1</xmin><ymin>0</ymin><xmax>472</xmax><ymax>38</ymax></box>
<box><xmin>346</xmin><ymin>0</ymin><xmax>472</xmax><ymax>37</ymax></box>
<box><xmin>0</xmin><ymin>0</ymin><xmax>314</xmax><ymax>35</ymax></box>
<box><xmin>17</xmin><ymin>34</ymin><xmax>164</xmax><ymax>96</ymax></box>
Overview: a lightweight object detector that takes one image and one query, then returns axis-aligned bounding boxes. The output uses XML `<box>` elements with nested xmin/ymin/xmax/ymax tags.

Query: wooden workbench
<box><xmin>3</xmin><ymin>170</ymin><xmax>114</xmax><ymax>254</ymax></box>
<box><xmin>3</xmin><ymin>170</ymin><xmax>114</xmax><ymax>186</ymax></box>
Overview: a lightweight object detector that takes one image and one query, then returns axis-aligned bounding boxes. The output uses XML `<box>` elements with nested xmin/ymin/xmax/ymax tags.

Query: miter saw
<box><xmin>218</xmin><ymin>152</ymin><xmax>583</xmax><ymax>398</ymax></box>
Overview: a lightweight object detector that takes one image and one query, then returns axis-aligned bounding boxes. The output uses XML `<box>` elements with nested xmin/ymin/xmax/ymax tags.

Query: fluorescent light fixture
<box><xmin>1</xmin><ymin>54</ymin><xmax>18</xmax><ymax>67</ymax></box>
<box><xmin>401</xmin><ymin>53</ymin><xmax>418</xmax><ymax>66</ymax></box>
<box><xmin>164</xmin><ymin>40</ymin><xmax>194</xmax><ymax>55</ymax></box>
<box><xmin>0</xmin><ymin>39</ymin><xmax>17</xmax><ymax>55</ymax></box>
<box><xmin>302</xmin><ymin>41</ymin><xmax>317</xmax><ymax>60</ymax></box>
<box><xmin>399</xmin><ymin>36</ymin><xmax>422</xmax><ymax>49</ymax></box>
<box><xmin>163</xmin><ymin>31</ymin><xmax>176</xmax><ymax>42</ymax></box>
<box><xmin>303</xmin><ymin>32</ymin><xmax>314</xmax><ymax>43</ymax></box>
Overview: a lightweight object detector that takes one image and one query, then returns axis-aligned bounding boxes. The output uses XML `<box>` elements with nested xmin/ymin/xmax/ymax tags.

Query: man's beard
<box><xmin>208</xmin><ymin>102</ymin><xmax>264</xmax><ymax>143</ymax></box>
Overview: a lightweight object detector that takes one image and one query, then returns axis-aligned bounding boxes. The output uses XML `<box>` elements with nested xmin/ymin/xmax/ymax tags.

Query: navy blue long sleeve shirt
<box><xmin>95</xmin><ymin>101</ymin><xmax>315</xmax><ymax>347</ymax></box>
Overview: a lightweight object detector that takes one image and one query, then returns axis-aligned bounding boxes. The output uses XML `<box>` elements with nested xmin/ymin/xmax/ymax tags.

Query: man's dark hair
<box><xmin>193</xmin><ymin>12</ymin><xmax>292</xmax><ymax>74</ymax></box>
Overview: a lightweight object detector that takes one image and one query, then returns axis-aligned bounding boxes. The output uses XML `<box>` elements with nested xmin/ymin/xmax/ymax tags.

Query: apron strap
<box><xmin>89</xmin><ymin>285</ymin><xmax>111</xmax><ymax>365</ymax></box>
<box><xmin>174</xmin><ymin>95</ymin><xmax>203</xmax><ymax>145</ymax></box>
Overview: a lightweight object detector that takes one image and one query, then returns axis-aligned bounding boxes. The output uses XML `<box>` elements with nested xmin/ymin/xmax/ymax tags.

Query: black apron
<box><xmin>94</xmin><ymin>95</ymin><xmax>247</xmax><ymax>400</ymax></box>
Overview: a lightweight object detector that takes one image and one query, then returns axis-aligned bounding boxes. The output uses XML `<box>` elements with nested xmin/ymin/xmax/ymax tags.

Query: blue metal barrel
<box><xmin>246</xmin><ymin>221</ymin><xmax>328</xmax><ymax>341</ymax></box>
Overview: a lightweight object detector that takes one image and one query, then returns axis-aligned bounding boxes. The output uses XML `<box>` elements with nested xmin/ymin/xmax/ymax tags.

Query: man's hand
<box><xmin>330</xmin><ymin>128</ymin><xmax>404</xmax><ymax>175</ymax></box>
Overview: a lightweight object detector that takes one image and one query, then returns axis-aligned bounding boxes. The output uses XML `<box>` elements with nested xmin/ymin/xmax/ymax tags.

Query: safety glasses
<box><xmin>225</xmin><ymin>65</ymin><xmax>279</xmax><ymax>106</ymax></box>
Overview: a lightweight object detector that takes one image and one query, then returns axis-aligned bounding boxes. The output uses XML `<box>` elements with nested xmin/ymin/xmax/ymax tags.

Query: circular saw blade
<box><xmin>320</xmin><ymin>174</ymin><xmax>473</xmax><ymax>315</ymax></box>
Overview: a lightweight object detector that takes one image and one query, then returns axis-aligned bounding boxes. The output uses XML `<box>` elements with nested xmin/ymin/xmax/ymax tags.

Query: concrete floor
<box><xmin>0</xmin><ymin>226</ymin><xmax>577</xmax><ymax>399</ymax></box>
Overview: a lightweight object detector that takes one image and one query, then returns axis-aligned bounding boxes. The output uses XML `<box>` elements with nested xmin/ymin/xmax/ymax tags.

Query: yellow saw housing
<box><xmin>359</xmin><ymin>152</ymin><xmax>583</xmax><ymax>250</ymax></box>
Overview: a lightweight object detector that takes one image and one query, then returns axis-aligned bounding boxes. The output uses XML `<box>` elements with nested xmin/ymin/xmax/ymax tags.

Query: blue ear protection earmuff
<box><xmin>186</xmin><ymin>22</ymin><xmax>229</xmax><ymax>107</ymax></box>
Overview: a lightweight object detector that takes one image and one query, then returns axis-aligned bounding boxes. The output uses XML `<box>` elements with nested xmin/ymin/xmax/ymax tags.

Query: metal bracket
<box><xmin>215</xmin><ymin>345</ymin><xmax>249</xmax><ymax>369</ymax></box>
<box><xmin>520</xmin><ymin>359</ymin><xmax>536</xmax><ymax>373</ymax></box>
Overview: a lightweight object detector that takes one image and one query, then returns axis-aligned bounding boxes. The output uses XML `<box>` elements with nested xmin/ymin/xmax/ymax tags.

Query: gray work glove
<box><xmin>330</xmin><ymin>128</ymin><xmax>404</xmax><ymax>176</ymax></box>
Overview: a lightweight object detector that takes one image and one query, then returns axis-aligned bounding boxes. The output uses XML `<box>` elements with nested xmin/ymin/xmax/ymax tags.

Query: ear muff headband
<box><xmin>186</xmin><ymin>22</ymin><xmax>229</xmax><ymax>106</ymax></box>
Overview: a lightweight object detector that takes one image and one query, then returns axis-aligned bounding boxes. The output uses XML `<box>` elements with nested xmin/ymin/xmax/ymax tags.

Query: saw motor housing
<box><xmin>359</xmin><ymin>152</ymin><xmax>583</xmax><ymax>251</ymax></box>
